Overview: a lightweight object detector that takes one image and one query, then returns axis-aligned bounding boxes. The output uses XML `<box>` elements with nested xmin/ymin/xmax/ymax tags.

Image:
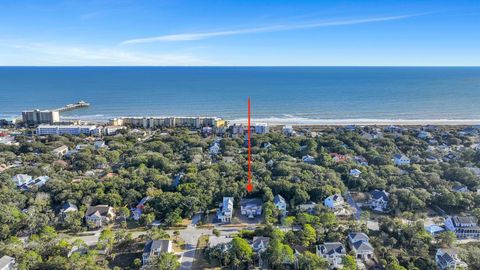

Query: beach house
<box><xmin>240</xmin><ymin>198</ymin><xmax>263</xmax><ymax>219</ymax></box>
<box><xmin>142</xmin><ymin>240</ymin><xmax>173</xmax><ymax>265</ymax></box>
<box><xmin>217</xmin><ymin>197</ymin><xmax>234</xmax><ymax>223</ymax></box>
<box><xmin>316</xmin><ymin>242</ymin><xmax>346</xmax><ymax>268</ymax></box>
<box><xmin>85</xmin><ymin>205</ymin><xmax>115</xmax><ymax>228</ymax></box>
<box><xmin>394</xmin><ymin>154</ymin><xmax>410</xmax><ymax>166</ymax></box>
<box><xmin>435</xmin><ymin>248</ymin><xmax>468</xmax><ymax>270</ymax></box>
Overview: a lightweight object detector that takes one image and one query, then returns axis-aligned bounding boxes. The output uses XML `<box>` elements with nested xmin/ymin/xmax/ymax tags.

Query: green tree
<box><xmin>342</xmin><ymin>255</ymin><xmax>357</xmax><ymax>270</ymax></box>
<box><xmin>297</xmin><ymin>251</ymin><xmax>327</xmax><ymax>270</ymax></box>
<box><xmin>230</xmin><ymin>237</ymin><xmax>253</xmax><ymax>267</ymax></box>
<box><xmin>98</xmin><ymin>228</ymin><xmax>115</xmax><ymax>254</ymax></box>
<box><xmin>147</xmin><ymin>252</ymin><xmax>180</xmax><ymax>270</ymax></box>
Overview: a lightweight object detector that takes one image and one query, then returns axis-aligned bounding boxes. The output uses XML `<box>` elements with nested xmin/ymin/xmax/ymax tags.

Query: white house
<box><xmin>350</xmin><ymin>169</ymin><xmax>362</xmax><ymax>178</ymax></box>
<box><xmin>445</xmin><ymin>216</ymin><xmax>480</xmax><ymax>239</ymax></box>
<box><xmin>273</xmin><ymin>194</ymin><xmax>287</xmax><ymax>215</ymax></box>
<box><xmin>302</xmin><ymin>155</ymin><xmax>315</xmax><ymax>164</ymax></box>
<box><xmin>255</xmin><ymin>123</ymin><xmax>269</xmax><ymax>134</ymax></box>
<box><xmin>142</xmin><ymin>240</ymin><xmax>173</xmax><ymax>265</ymax></box>
<box><xmin>85</xmin><ymin>205</ymin><xmax>115</xmax><ymax>228</ymax></box>
<box><xmin>217</xmin><ymin>197</ymin><xmax>234</xmax><ymax>223</ymax></box>
<box><xmin>348</xmin><ymin>232</ymin><xmax>374</xmax><ymax>261</ymax></box>
<box><xmin>316</xmin><ymin>242</ymin><xmax>346</xmax><ymax>268</ymax></box>
<box><xmin>394</xmin><ymin>154</ymin><xmax>410</xmax><ymax>166</ymax></box>
<box><xmin>368</xmin><ymin>190</ymin><xmax>389</xmax><ymax>212</ymax></box>
<box><xmin>435</xmin><ymin>248</ymin><xmax>468</xmax><ymax>270</ymax></box>
<box><xmin>0</xmin><ymin>256</ymin><xmax>15</xmax><ymax>270</ymax></box>
<box><xmin>324</xmin><ymin>194</ymin><xmax>344</xmax><ymax>209</ymax></box>
<box><xmin>282</xmin><ymin>125</ymin><xmax>295</xmax><ymax>136</ymax></box>
<box><xmin>240</xmin><ymin>198</ymin><xmax>263</xmax><ymax>219</ymax></box>
<box><xmin>252</xmin><ymin>237</ymin><xmax>270</xmax><ymax>267</ymax></box>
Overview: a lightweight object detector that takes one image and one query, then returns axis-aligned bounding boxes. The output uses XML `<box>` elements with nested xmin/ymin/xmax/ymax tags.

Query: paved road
<box><xmin>69</xmin><ymin>223</ymin><xmax>255</xmax><ymax>270</ymax></box>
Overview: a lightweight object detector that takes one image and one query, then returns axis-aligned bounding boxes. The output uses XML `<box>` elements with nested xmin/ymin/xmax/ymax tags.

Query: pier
<box><xmin>53</xmin><ymin>101</ymin><xmax>90</xmax><ymax>112</ymax></box>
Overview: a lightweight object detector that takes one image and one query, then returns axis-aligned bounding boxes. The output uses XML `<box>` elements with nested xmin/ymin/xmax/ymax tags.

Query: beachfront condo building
<box><xmin>36</xmin><ymin>124</ymin><xmax>99</xmax><ymax>136</ymax></box>
<box><xmin>110</xmin><ymin>116</ymin><xmax>226</xmax><ymax>129</ymax></box>
<box><xmin>22</xmin><ymin>109</ymin><xmax>60</xmax><ymax>124</ymax></box>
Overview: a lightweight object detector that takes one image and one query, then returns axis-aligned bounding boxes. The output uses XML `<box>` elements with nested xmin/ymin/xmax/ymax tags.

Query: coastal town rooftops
<box><xmin>143</xmin><ymin>239</ymin><xmax>171</xmax><ymax>254</ymax></box>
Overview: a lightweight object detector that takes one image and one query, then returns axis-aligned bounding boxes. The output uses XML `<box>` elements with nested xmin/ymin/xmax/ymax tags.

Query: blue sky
<box><xmin>0</xmin><ymin>0</ymin><xmax>479</xmax><ymax>66</ymax></box>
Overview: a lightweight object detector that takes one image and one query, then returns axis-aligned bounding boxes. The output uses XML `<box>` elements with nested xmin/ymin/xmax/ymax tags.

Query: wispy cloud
<box><xmin>0</xmin><ymin>40</ymin><xmax>211</xmax><ymax>66</ymax></box>
<box><xmin>121</xmin><ymin>13</ymin><xmax>424</xmax><ymax>45</ymax></box>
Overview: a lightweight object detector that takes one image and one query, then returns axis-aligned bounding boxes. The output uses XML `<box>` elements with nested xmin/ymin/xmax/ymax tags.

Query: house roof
<box><xmin>62</xmin><ymin>202</ymin><xmax>78</xmax><ymax>212</ymax></box>
<box><xmin>274</xmin><ymin>194</ymin><xmax>286</xmax><ymax>205</ymax></box>
<box><xmin>0</xmin><ymin>255</ymin><xmax>14</xmax><ymax>268</ymax></box>
<box><xmin>327</xmin><ymin>194</ymin><xmax>343</xmax><ymax>202</ymax></box>
<box><xmin>370</xmin><ymin>190</ymin><xmax>389</xmax><ymax>201</ymax></box>
<box><xmin>252</xmin><ymin>237</ymin><xmax>270</xmax><ymax>250</ymax></box>
<box><xmin>240</xmin><ymin>198</ymin><xmax>262</xmax><ymax>207</ymax></box>
<box><xmin>352</xmin><ymin>241</ymin><xmax>374</xmax><ymax>253</ymax></box>
<box><xmin>85</xmin><ymin>205</ymin><xmax>111</xmax><ymax>217</ymax></box>
<box><xmin>436</xmin><ymin>249</ymin><xmax>460</xmax><ymax>265</ymax></box>
<box><xmin>318</xmin><ymin>242</ymin><xmax>345</xmax><ymax>256</ymax></box>
<box><xmin>348</xmin><ymin>232</ymin><xmax>369</xmax><ymax>243</ymax></box>
<box><xmin>143</xmin><ymin>240</ymin><xmax>171</xmax><ymax>254</ymax></box>
<box><xmin>450</xmin><ymin>216</ymin><xmax>477</xmax><ymax>227</ymax></box>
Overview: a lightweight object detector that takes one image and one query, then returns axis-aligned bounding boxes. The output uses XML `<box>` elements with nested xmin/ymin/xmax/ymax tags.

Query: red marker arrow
<box><xmin>247</xmin><ymin>97</ymin><xmax>253</xmax><ymax>192</ymax></box>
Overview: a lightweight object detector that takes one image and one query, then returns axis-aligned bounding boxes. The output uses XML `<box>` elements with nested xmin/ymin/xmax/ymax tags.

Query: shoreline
<box><xmin>229</xmin><ymin>118</ymin><xmax>480</xmax><ymax>126</ymax></box>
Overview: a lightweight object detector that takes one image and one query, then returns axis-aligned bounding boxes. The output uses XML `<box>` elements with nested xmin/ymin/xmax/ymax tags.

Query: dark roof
<box><xmin>451</xmin><ymin>216</ymin><xmax>477</xmax><ymax>227</ymax></box>
<box><xmin>352</xmin><ymin>241</ymin><xmax>374</xmax><ymax>253</ymax></box>
<box><xmin>348</xmin><ymin>232</ymin><xmax>369</xmax><ymax>243</ymax></box>
<box><xmin>143</xmin><ymin>240</ymin><xmax>171</xmax><ymax>254</ymax></box>
<box><xmin>318</xmin><ymin>242</ymin><xmax>346</xmax><ymax>256</ymax></box>
<box><xmin>240</xmin><ymin>198</ymin><xmax>263</xmax><ymax>207</ymax></box>
<box><xmin>370</xmin><ymin>190</ymin><xmax>389</xmax><ymax>201</ymax></box>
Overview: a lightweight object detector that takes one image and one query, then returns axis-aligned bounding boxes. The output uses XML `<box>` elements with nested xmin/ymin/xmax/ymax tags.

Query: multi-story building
<box><xmin>85</xmin><ymin>205</ymin><xmax>115</xmax><ymax>228</ymax></box>
<box><xmin>445</xmin><ymin>216</ymin><xmax>480</xmax><ymax>239</ymax></box>
<box><xmin>435</xmin><ymin>248</ymin><xmax>468</xmax><ymax>270</ymax></box>
<box><xmin>110</xmin><ymin>116</ymin><xmax>226</xmax><ymax>129</ymax></box>
<box><xmin>217</xmin><ymin>197</ymin><xmax>234</xmax><ymax>223</ymax></box>
<box><xmin>142</xmin><ymin>240</ymin><xmax>173</xmax><ymax>265</ymax></box>
<box><xmin>348</xmin><ymin>232</ymin><xmax>374</xmax><ymax>261</ymax></box>
<box><xmin>240</xmin><ymin>198</ymin><xmax>263</xmax><ymax>219</ymax></box>
<box><xmin>22</xmin><ymin>109</ymin><xmax>60</xmax><ymax>124</ymax></box>
<box><xmin>36</xmin><ymin>125</ymin><xmax>98</xmax><ymax>136</ymax></box>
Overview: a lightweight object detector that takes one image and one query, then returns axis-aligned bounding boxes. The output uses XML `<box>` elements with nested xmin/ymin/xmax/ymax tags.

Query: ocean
<box><xmin>1</xmin><ymin>67</ymin><xmax>480</xmax><ymax>124</ymax></box>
